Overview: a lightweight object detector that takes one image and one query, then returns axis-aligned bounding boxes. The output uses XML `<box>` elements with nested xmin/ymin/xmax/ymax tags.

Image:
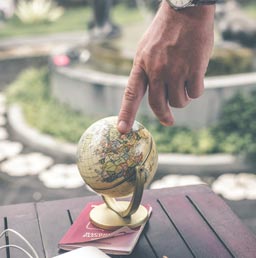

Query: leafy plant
<box><xmin>207</xmin><ymin>46</ymin><xmax>254</xmax><ymax>76</ymax></box>
<box><xmin>15</xmin><ymin>0</ymin><xmax>64</xmax><ymax>24</ymax></box>
<box><xmin>213</xmin><ymin>91</ymin><xmax>256</xmax><ymax>162</ymax></box>
<box><xmin>6</xmin><ymin>68</ymin><xmax>96</xmax><ymax>143</ymax></box>
<box><xmin>6</xmin><ymin>68</ymin><xmax>256</xmax><ymax>162</ymax></box>
<box><xmin>139</xmin><ymin>116</ymin><xmax>217</xmax><ymax>154</ymax></box>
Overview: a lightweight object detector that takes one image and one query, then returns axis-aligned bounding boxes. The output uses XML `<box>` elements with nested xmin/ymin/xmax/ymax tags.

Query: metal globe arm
<box><xmin>102</xmin><ymin>165</ymin><xmax>147</xmax><ymax>218</ymax></box>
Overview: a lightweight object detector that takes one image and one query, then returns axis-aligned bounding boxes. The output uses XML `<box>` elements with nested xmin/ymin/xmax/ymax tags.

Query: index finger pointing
<box><xmin>117</xmin><ymin>65</ymin><xmax>148</xmax><ymax>134</ymax></box>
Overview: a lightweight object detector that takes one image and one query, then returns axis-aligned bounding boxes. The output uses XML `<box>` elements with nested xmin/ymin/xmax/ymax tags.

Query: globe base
<box><xmin>90</xmin><ymin>201</ymin><xmax>149</xmax><ymax>230</ymax></box>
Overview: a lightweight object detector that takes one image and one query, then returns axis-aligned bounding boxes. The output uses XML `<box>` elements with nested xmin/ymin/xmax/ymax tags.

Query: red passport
<box><xmin>58</xmin><ymin>202</ymin><xmax>152</xmax><ymax>255</ymax></box>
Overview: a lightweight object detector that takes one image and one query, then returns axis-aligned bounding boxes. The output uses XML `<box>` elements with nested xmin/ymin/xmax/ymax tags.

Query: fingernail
<box><xmin>160</xmin><ymin>118</ymin><xmax>174</xmax><ymax>127</ymax></box>
<box><xmin>118</xmin><ymin>120</ymin><xmax>128</xmax><ymax>133</ymax></box>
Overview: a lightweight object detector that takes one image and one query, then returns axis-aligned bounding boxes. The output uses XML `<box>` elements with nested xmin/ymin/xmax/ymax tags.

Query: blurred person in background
<box><xmin>88</xmin><ymin>0</ymin><xmax>120</xmax><ymax>39</ymax></box>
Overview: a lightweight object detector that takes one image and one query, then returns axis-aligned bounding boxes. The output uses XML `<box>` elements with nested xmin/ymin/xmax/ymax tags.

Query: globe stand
<box><xmin>89</xmin><ymin>166</ymin><xmax>149</xmax><ymax>230</ymax></box>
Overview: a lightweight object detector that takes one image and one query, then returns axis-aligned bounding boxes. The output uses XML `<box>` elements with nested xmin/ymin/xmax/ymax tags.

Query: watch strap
<box><xmin>165</xmin><ymin>0</ymin><xmax>216</xmax><ymax>10</ymax></box>
<box><xmin>194</xmin><ymin>0</ymin><xmax>216</xmax><ymax>5</ymax></box>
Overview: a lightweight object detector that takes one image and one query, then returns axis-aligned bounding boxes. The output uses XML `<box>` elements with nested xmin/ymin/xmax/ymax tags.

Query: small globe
<box><xmin>77</xmin><ymin>116</ymin><xmax>158</xmax><ymax>198</ymax></box>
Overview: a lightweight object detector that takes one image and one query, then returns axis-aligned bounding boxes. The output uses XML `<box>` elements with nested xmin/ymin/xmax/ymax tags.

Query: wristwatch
<box><xmin>166</xmin><ymin>0</ymin><xmax>216</xmax><ymax>10</ymax></box>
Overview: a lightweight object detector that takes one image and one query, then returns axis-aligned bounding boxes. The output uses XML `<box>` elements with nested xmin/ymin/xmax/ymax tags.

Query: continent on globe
<box><xmin>77</xmin><ymin>117</ymin><xmax>158</xmax><ymax>198</ymax></box>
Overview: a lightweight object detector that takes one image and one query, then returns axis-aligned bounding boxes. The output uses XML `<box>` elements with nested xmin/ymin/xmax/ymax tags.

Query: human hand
<box><xmin>117</xmin><ymin>1</ymin><xmax>215</xmax><ymax>133</ymax></box>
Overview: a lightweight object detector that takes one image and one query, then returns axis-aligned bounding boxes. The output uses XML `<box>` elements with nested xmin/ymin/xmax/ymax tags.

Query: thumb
<box><xmin>117</xmin><ymin>65</ymin><xmax>147</xmax><ymax>134</ymax></box>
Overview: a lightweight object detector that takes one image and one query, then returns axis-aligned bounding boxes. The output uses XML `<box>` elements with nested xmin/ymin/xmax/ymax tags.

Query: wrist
<box><xmin>160</xmin><ymin>0</ymin><xmax>215</xmax><ymax>21</ymax></box>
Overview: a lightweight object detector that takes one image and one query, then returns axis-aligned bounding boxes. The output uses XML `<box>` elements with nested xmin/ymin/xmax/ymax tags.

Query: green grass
<box><xmin>6</xmin><ymin>68</ymin><xmax>97</xmax><ymax>143</ymax></box>
<box><xmin>112</xmin><ymin>4</ymin><xmax>144</xmax><ymax>25</ymax></box>
<box><xmin>1</xmin><ymin>3</ymin><xmax>255</xmax><ymax>39</ymax></box>
<box><xmin>243</xmin><ymin>2</ymin><xmax>256</xmax><ymax>18</ymax></box>
<box><xmin>0</xmin><ymin>7</ymin><xmax>87</xmax><ymax>38</ymax></box>
<box><xmin>0</xmin><ymin>4</ymin><xmax>144</xmax><ymax>39</ymax></box>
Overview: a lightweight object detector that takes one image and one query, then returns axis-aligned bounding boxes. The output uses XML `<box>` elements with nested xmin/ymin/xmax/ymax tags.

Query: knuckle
<box><xmin>149</xmin><ymin>99</ymin><xmax>163</xmax><ymax>115</ymax></box>
<box><xmin>119</xmin><ymin>109</ymin><xmax>133</xmax><ymax>121</ymax></box>
<box><xmin>169</xmin><ymin>67</ymin><xmax>183</xmax><ymax>79</ymax></box>
<box><xmin>154</xmin><ymin>63</ymin><xmax>165</xmax><ymax>74</ymax></box>
<box><xmin>133</xmin><ymin>51</ymin><xmax>146</xmax><ymax>69</ymax></box>
<box><xmin>150</xmin><ymin>76</ymin><xmax>162</xmax><ymax>86</ymax></box>
<box><xmin>124</xmin><ymin>86</ymin><xmax>138</xmax><ymax>102</ymax></box>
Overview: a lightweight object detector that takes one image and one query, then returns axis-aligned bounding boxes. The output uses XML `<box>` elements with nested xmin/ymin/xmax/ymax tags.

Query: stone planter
<box><xmin>51</xmin><ymin>65</ymin><xmax>256</xmax><ymax>129</ymax></box>
<box><xmin>7</xmin><ymin>104</ymin><xmax>253</xmax><ymax>175</ymax></box>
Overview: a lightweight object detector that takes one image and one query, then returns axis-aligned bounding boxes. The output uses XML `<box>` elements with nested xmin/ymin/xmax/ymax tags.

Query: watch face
<box><xmin>169</xmin><ymin>0</ymin><xmax>192</xmax><ymax>8</ymax></box>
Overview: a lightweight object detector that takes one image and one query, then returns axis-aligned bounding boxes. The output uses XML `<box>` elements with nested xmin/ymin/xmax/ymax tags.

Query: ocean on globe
<box><xmin>77</xmin><ymin>116</ymin><xmax>158</xmax><ymax>198</ymax></box>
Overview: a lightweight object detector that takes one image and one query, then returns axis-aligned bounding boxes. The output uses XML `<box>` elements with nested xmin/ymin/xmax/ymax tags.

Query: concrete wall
<box><xmin>51</xmin><ymin>66</ymin><xmax>256</xmax><ymax>129</ymax></box>
<box><xmin>0</xmin><ymin>55</ymin><xmax>48</xmax><ymax>91</ymax></box>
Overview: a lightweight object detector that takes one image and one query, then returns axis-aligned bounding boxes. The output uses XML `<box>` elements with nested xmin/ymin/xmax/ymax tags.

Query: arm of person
<box><xmin>117</xmin><ymin>0</ymin><xmax>215</xmax><ymax>133</ymax></box>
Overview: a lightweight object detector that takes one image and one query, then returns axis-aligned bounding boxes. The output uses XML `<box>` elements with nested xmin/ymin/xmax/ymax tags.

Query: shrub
<box><xmin>6</xmin><ymin>68</ymin><xmax>95</xmax><ymax>143</ymax></box>
<box><xmin>139</xmin><ymin>116</ymin><xmax>217</xmax><ymax>154</ymax></box>
<box><xmin>6</xmin><ymin>68</ymin><xmax>256</xmax><ymax>162</ymax></box>
<box><xmin>207</xmin><ymin>46</ymin><xmax>254</xmax><ymax>76</ymax></box>
<box><xmin>213</xmin><ymin>91</ymin><xmax>256</xmax><ymax>162</ymax></box>
<box><xmin>15</xmin><ymin>0</ymin><xmax>64</xmax><ymax>24</ymax></box>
